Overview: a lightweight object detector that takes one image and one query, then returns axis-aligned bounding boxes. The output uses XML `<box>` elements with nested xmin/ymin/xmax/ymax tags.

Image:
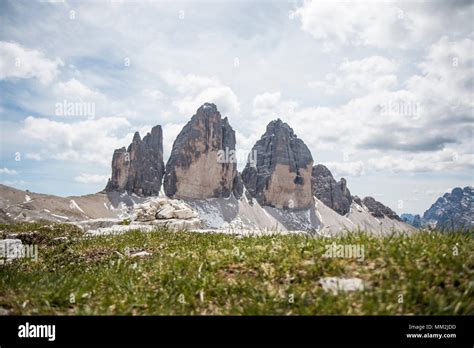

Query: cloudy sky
<box><xmin>0</xmin><ymin>0</ymin><xmax>473</xmax><ymax>214</ymax></box>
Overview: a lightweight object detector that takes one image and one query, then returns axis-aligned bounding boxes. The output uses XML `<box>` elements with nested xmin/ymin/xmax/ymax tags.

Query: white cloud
<box><xmin>246</xmin><ymin>36</ymin><xmax>473</xmax><ymax>177</ymax></box>
<box><xmin>161</xmin><ymin>70</ymin><xmax>219</xmax><ymax>94</ymax></box>
<box><xmin>25</xmin><ymin>153</ymin><xmax>42</xmax><ymax>161</ymax></box>
<box><xmin>174</xmin><ymin>85</ymin><xmax>240</xmax><ymax>116</ymax></box>
<box><xmin>0</xmin><ymin>41</ymin><xmax>63</xmax><ymax>84</ymax></box>
<box><xmin>323</xmin><ymin>161</ymin><xmax>365</xmax><ymax>177</ymax></box>
<box><xmin>309</xmin><ymin>56</ymin><xmax>398</xmax><ymax>96</ymax></box>
<box><xmin>407</xmin><ymin>36</ymin><xmax>474</xmax><ymax>110</ymax></box>
<box><xmin>294</xmin><ymin>0</ymin><xmax>472</xmax><ymax>50</ymax></box>
<box><xmin>163</xmin><ymin>70</ymin><xmax>240</xmax><ymax>116</ymax></box>
<box><xmin>235</xmin><ymin>129</ymin><xmax>261</xmax><ymax>170</ymax></box>
<box><xmin>295</xmin><ymin>1</ymin><xmax>404</xmax><ymax>49</ymax></box>
<box><xmin>368</xmin><ymin>151</ymin><xmax>474</xmax><ymax>173</ymax></box>
<box><xmin>0</xmin><ymin>167</ymin><xmax>18</xmax><ymax>175</ymax></box>
<box><xmin>253</xmin><ymin>92</ymin><xmax>281</xmax><ymax>109</ymax></box>
<box><xmin>250</xmin><ymin>92</ymin><xmax>300</xmax><ymax>137</ymax></box>
<box><xmin>162</xmin><ymin>123</ymin><xmax>185</xmax><ymax>162</ymax></box>
<box><xmin>53</xmin><ymin>78</ymin><xmax>104</xmax><ymax>101</ymax></box>
<box><xmin>74</xmin><ymin>173</ymin><xmax>109</xmax><ymax>184</ymax></box>
<box><xmin>20</xmin><ymin>116</ymin><xmax>133</xmax><ymax>165</ymax></box>
<box><xmin>143</xmin><ymin>88</ymin><xmax>167</xmax><ymax>101</ymax></box>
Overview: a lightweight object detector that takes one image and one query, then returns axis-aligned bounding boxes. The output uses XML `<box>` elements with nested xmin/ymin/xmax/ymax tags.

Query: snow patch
<box><xmin>50</xmin><ymin>213</ymin><xmax>69</xmax><ymax>220</ymax></box>
<box><xmin>192</xmin><ymin>200</ymin><xmax>226</xmax><ymax>228</ymax></box>
<box><xmin>69</xmin><ymin>200</ymin><xmax>86</xmax><ymax>214</ymax></box>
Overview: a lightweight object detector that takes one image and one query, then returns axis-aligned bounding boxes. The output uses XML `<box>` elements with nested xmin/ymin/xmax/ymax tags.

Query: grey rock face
<box><xmin>241</xmin><ymin>119</ymin><xmax>313</xmax><ymax>209</ymax></box>
<box><xmin>105</xmin><ymin>125</ymin><xmax>164</xmax><ymax>197</ymax></box>
<box><xmin>362</xmin><ymin>196</ymin><xmax>401</xmax><ymax>221</ymax></box>
<box><xmin>352</xmin><ymin>195</ymin><xmax>363</xmax><ymax>207</ymax></box>
<box><xmin>401</xmin><ymin>213</ymin><xmax>422</xmax><ymax>228</ymax></box>
<box><xmin>163</xmin><ymin>103</ymin><xmax>238</xmax><ymax>199</ymax></box>
<box><xmin>423</xmin><ymin>186</ymin><xmax>473</xmax><ymax>230</ymax></box>
<box><xmin>412</xmin><ymin>214</ymin><xmax>422</xmax><ymax>228</ymax></box>
<box><xmin>232</xmin><ymin>173</ymin><xmax>244</xmax><ymax>199</ymax></box>
<box><xmin>311</xmin><ymin>164</ymin><xmax>352</xmax><ymax>215</ymax></box>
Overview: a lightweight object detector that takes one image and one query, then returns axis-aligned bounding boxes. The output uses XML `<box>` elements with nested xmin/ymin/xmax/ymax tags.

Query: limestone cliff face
<box><xmin>311</xmin><ymin>164</ymin><xmax>352</xmax><ymax>215</ymax></box>
<box><xmin>163</xmin><ymin>103</ymin><xmax>238</xmax><ymax>199</ymax></box>
<box><xmin>105</xmin><ymin>125</ymin><xmax>164</xmax><ymax>196</ymax></box>
<box><xmin>241</xmin><ymin>119</ymin><xmax>313</xmax><ymax>210</ymax></box>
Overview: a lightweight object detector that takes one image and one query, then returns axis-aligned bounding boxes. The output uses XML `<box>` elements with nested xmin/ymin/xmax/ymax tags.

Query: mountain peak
<box><xmin>423</xmin><ymin>186</ymin><xmax>473</xmax><ymax>230</ymax></box>
<box><xmin>132</xmin><ymin>131</ymin><xmax>141</xmax><ymax>142</ymax></box>
<box><xmin>242</xmin><ymin>119</ymin><xmax>313</xmax><ymax>209</ymax></box>
<box><xmin>196</xmin><ymin>102</ymin><xmax>218</xmax><ymax>115</ymax></box>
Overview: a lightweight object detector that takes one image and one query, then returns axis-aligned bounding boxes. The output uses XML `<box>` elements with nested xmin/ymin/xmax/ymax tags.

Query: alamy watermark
<box><xmin>18</xmin><ymin>322</ymin><xmax>55</xmax><ymax>341</ymax></box>
<box><xmin>217</xmin><ymin>147</ymin><xmax>257</xmax><ymax>167</ymax></box>
<box><xmin>0</xmin><ymin>240</ymin><xmax>38</xmax><ymax>264</ymax></box>
<box><xmin>323</xmin><ymin>242</ymin><xmax>365</xmax><ymax>262</ymax></box>
<box><xmin>380</xmin><ymin>100</ymin><xmax>421</xmax><ymax>120</ymax></box>
<box><xmin>55</xmin><ymin>99</ymin><xmax>95</xmax><ymax>119</ymax></box>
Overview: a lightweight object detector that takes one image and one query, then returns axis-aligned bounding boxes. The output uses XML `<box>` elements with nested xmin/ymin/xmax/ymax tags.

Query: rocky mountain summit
<box><xmin>163</xmin><ymin>103</ymin><xmax>239</xmax><ymax>199</ymax></box>
<box><xmin>105</xmin><ymin>125</ymin><xmax>164</xmax><ymax>196</ymax></box>
<box><xmin>241</xmin><ymin>119</ymin><xmax>313</xmax><ymax>210</ymax></box>
<box><xmin>401</xmin><ymin>187</ymin><xmax>473</xmax><ymax>231</ymax></box>
<box><xmin>311</xmin><ymin>164</ymin><xmax>352</xmax><ymax>215</ymax></box>
<box><xmin>401</xmin><ymin>214</ymin><xmax>423</xmax><ymax>228</ymax></box>
<box><xmin>423</xmin><ymin>186</ymin><xmax>473</xmax><ymax>230</ymax></box>
<box><xmin>0</xmin><ymin>102</ymin><xmax>417</xmax><ymax>235</ymax></box>
<box><xmin>355</xmin><ymin>196</ymin><xmax>401</xmax><ymax>221</ymax></box>
<box><xmin>310</xmin><ymin>165</ymin><xmax>401</xmax><ymax>223</ymax></box>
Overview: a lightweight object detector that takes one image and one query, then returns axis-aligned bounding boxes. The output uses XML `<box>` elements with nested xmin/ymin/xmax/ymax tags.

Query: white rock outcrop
<box><xmin>134</xmin><ymin>198</ymin><xmax>201</xmax><ymax>231</ymax></box>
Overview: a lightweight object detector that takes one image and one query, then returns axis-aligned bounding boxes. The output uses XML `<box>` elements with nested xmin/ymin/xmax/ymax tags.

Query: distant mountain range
<box><xmin>402</xmin><ymin>186</ymin><xmax>473</xmax><ymax>231</ymax></box>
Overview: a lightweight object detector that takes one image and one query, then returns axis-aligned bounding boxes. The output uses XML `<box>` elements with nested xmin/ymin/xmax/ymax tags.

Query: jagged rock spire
<box><xmin>105</xmin><ymin>125</ymin><xmax>164</xmax><ymax>196</ymax></box>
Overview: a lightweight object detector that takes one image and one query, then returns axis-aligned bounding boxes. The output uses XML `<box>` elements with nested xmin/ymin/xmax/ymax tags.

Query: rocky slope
<box><xmin>357</xmin><ymin>196</ymin><xmax>402</xmax><ymax>221</ymax></box>
<box><xmin>105</xmin><ymin>125</ymin><xmax>164</xmax><ymax>196</ymax></box>
<box><xmin>423</xmin><ymin>186</ymin><xmax>473</xmax><ymax>230</ymax></box>
<box><xmin>0</xmin><ymin>183</ymin><xmax>415</xmax><ymax>235</ymax></box>
<box><xmin>0</xmin><ymin>183</ymin><xmax>140</xmax><ymax>224</ymax></box>
<box><xmin>401</xmin><ymin>214</ymin><xmax>423</xmax><ymax>228</ymax></box>
<box><xmin>163</xmin><ymin>103</ymin><xmax>238</xmax><ymax>199</ymax></box>
<box><xmin>184</xmin><ymin>188</ymin><xmax>414</xmax><ymax>235</ymax></box>
<box><xmin>311</xmin><ymin>164</ymin><xmax>352</xmax><ymax>215</ymax></box>
<box><xmin>241</xmin><ymin>119</ymin><xmax>313</xmax><ymax>210</ymax></box>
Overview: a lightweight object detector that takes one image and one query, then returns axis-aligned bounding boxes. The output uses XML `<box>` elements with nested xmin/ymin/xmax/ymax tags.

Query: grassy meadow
<box><xmin>0</xmin><ymin>223</ymin><xmax>472</xmax><ymax>315</ymax></box>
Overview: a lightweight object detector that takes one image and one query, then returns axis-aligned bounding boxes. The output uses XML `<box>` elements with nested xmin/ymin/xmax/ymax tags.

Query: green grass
<box><xmin>0</xmin><ymin>223</ymin><xmax>473</xmax><ymax>315</ymax></box>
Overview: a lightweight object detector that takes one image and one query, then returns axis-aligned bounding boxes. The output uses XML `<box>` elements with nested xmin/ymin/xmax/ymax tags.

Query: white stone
<box><xmin>156</xmin><ymin>205</ymin><xmax>175</xmax><ymax>219</ymax></box>
<box><xmin>173</xmin><ymin>208</ymin><xmax>197</xmax><ymax>219</ymax></box>
<box><xmin>166</xmin><ymin>218</ymin><xmax>201</xmax><ymax>231</ymax></box>
<box><xmin>130</xmin><ymin>251</ymin><xmax>151</xmax><ymax>258</ymax></box>
<box><xmin>319</xmin><ymin>277</ymin><xmax>367</xmax><ymax>294</ymax></box>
